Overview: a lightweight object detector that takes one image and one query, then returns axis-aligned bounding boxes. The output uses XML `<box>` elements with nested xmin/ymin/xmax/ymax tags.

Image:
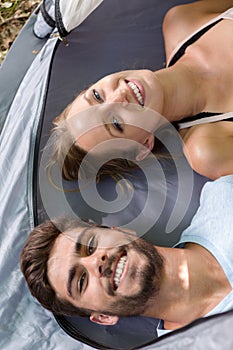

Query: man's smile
<box><xmin>113</xmin><ymin>254</ymin><xmax>128</xmax><ymax>290</ymax></box>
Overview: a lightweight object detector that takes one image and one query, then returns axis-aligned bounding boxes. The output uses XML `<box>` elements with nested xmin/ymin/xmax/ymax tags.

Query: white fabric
<box><xmin>60</xmin><ymin>0</ymin><xmax>104</xmax><ymax>32</ymax></box>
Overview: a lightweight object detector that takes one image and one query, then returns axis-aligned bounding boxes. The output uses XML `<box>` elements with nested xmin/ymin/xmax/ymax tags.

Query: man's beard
<box><xmin>97</xmin><ymin>237</ymin><xmax>164</xmax><ymax>317</ymax></box>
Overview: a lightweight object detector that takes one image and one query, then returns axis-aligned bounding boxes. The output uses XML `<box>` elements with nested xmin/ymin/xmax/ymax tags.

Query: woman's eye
<box><xmin>79</xmin><ymin>272</ymin><xmax>86</xmax><ymax>294</ymax></box>
<box><xmin>87</xmin><ymin>236</ymin><xmax>96</xmax><ymax>255</ymax></box>
<box><xmin>93</xmin><ymin>89</ymin><xmax>103</xmax><ymax>103</ymax></box>
<box><xmin>112</xmin><ymin>117</ymin><xmax>123</xmax><ymax>132</ymax></box>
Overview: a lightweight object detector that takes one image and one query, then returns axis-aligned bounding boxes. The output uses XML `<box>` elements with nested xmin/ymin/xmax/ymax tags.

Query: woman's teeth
<box><xmin>127</xmin><ymin>81</ymin><xmax>144</xmax><ymax>106</ymax></box>
<box><xmin>114</xmin><ymin>256</ymin><xmax>127</xmax><ymax>288</ymax></box>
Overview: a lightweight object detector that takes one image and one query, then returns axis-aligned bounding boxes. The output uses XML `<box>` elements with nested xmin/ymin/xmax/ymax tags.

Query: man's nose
<box><xmin>83</xmin><ymin>251</ymin><xmax>108</xmax><ymax>276</ymax></box>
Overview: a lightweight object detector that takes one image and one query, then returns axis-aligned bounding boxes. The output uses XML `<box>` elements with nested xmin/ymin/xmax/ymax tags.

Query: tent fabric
<box><xmin>143</xmin><ymin>311</ymin><xmax>233</xmax><ymax>350</ymax></box>
<box><xmin>34</xmin><ymin>0</ymin><xmax>55</xmax><ymax>38</ymax></box>
<box><xmin>0</xmin><ymin>13</ymin><xmax>80</xmax><ymax>350</ymax></box>
<box><xmin>60</xmin><ymin>0</ymin><xmax>104</xmax><ymax>33</ymax></box>
<box><xmin>0</xmin><ymin>0</ymin><xmax>232</xmax><ymax>349</ymax></box>
<box><xmin>0</xmin><ymin>8</ymin><xmax>46</xmax><ymax>133</ymax></box>
<box><xmin>33</xmin><ymin>0</ymin><xmax>105</xmax><ymax>38</ymax></box>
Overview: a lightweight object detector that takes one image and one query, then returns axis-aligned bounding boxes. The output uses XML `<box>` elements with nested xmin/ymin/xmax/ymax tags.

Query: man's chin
<box><xmin>104</xmin><ymin>276</ymin><xmax>156</xmax><ymax>317</ymax></box>
<box><xmin>103</xmin><ymin>238</ymin><xmax>163</xmax><ymax>317</ymax></box>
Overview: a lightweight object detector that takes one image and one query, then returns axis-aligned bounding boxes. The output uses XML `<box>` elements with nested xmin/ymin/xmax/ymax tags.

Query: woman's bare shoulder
<box><xmin>163</xmin><ymin>0</ymin><xmax>233</xmax><ymax>61</ymax></box>
<box><xmin>182</xmin><ymin>121</ymin><xmax>233</xmax><ymax>179</ymax></box>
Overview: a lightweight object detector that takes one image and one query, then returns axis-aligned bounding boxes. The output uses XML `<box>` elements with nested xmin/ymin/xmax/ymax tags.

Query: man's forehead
<box><xmin>47</xmin><ymin>227</ymin><xmax>87</xmax><ymax>272</ymax></box>
<box><xmin>50</xmin><ymin>227</ymin><xmax>87</xmax><ymax>258</ymax></box>
<box><xmin>48</xmin><ymin>233</ymin><xmax>72</xmax><ymax>263</ymax></box>
<box><xmin>64</xmin><ymin>226</ymin><xmax>98</xmax><ymax>248</ymax></box>
<box><xmin>62</xmin><ymin>227</ymin><xmax>86</xmax><ymax>242</ymax></box>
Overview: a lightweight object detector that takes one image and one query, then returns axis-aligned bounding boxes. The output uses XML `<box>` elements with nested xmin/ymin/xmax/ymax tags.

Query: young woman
<box><xmin>51</xmin><ymin>0</ymin><xmax>233</xmax><ymax>182</ymax></box>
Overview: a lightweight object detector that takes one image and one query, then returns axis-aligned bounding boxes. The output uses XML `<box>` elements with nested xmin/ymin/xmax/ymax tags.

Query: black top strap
<box><xmin>169</xmin><ymin>17</ymin><xmax>226</xmax><ymax>129</ymax></box>
<box><xmin>178</xmin><ymin>112</ymin><xmax>221</xmax><ymax>124</ymax></box>
<box><xmin>168</xmin><ymin>18</ymin><xmax>223</xmax><ymax>67</ymax></box>
<box><xmin>173</xmin><ymin>112</ymin><xmax>233</xmax><ymax>130</ymax></box>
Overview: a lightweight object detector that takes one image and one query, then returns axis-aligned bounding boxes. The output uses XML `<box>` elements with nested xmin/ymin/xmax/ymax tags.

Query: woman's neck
<box><xmin>153</xmin><ymin>62</ymin><xmax>206</xmax><ymax>122</ymax></box>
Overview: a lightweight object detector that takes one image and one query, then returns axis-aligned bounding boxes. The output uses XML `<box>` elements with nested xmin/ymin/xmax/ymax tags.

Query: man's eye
<box><xmin>112</xmin><ymin>117</ymin><xmax>123</xmax><ymax>132</ymax></box>
<box><xmin>87</xmin><ymin>236</ymin><xmax>96</xmax><ymax>255</ymax></box>
<box><xmin>92</xmin><ymin>89</ymin><xmax>103</xmax><ymax>103</ymax></box>
<box><xmin>79</xmin><ymin>272</ymin><xmax>86</xmax><ymax>293</ymax></box>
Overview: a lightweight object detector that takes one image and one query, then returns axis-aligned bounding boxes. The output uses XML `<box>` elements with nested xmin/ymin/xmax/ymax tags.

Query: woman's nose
<box><xmin>107</xmin><ymin>88</ymin><xmax>129</xmax><ymax>104</ymax></box>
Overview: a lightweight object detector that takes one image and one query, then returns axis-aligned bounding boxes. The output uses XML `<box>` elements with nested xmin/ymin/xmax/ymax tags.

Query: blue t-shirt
<box><xmin>158</xmin><ymin>175</ymin><xmax>233</xmax><ymax>336</ymax></box>
<box><xmin>176</xmin><ymin>175</ymin><xmax>233</xmax><ymax>314</ymax></box>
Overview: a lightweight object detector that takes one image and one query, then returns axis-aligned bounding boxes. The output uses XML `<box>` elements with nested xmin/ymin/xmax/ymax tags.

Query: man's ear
<box><xmin>136</xmin><ymin>134</ymin><xmax>154</xmax><ymax>161</ymax></box>
<box><xmin>90</xmin><ymin>313</ymin><xmax>119</xmax><ymax>326</ymax></box>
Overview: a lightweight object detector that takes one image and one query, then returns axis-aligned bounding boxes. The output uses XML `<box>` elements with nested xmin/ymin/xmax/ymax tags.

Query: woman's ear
<box><xmin>136</xmin><ymin>147</ymin><xmax>151</xmax><ymax>161</ymax></box>
<box><xmin>136</xmin><ymin>134</ymin><xmax>154</xmax><ymax>161</ymax></box>
<box><xmin>90</xmin><ymin>313</ymin><xmax>119</xmax><ymax>326</ymax></box>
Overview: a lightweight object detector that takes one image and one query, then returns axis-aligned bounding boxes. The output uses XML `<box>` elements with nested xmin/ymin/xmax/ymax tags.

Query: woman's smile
<box><xmin>126</xmin><ymin>79</ymin><xmax>145</xmax><ymax>106</ymax></box>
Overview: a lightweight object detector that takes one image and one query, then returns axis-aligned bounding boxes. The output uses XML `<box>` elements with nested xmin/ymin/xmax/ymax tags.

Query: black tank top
<box><xmin>168</xmin><ymin>18</ymin><xmax>233</xmax><ymax>129</ymax></box>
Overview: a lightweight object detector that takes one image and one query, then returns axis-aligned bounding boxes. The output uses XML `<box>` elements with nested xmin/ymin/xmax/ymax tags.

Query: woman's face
<box><xmin>65</xmin><ymin>69</ymin><xmax>164</xmax><ymax>160</ymax></box>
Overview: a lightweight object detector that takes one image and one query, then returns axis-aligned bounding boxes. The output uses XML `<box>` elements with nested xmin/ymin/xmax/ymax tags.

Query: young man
<box><xmin>20</xmin><ymin>175</ymin><xmax>233</xmax><ymax>334</ymax></box>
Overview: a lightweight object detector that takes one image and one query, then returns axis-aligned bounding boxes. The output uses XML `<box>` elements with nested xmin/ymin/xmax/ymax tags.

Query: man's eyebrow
<box><xmin>66</xmin><ymin>227</ymin><xmax>90</xmax><ymax>297</ymax></box>
<box><xmin>67</xmin><ymin>266</ymin><xmax>76</xmax><ymax>297</ymax></box>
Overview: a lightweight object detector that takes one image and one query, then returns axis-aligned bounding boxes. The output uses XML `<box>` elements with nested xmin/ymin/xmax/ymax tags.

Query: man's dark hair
<box><xmin>20</xmin><ymin>218</ymin><xmax>96</xmax><ymax>316</ymax></box>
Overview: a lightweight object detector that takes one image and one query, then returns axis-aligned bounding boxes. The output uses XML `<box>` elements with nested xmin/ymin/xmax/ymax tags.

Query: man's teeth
<box><xmin>114</xmin><ymin>256</ymin><xmax>127</xmax><ymax>288</ymax></box>
<box><xmin>127</xmin><ymin>81</ymin><xmax>144</xmax><ymax>106</ymax></box>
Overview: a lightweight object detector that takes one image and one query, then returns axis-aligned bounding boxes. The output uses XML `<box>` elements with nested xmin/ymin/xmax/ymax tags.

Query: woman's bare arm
<box><xmin>181</xmin><ymin>121</ymin><xmax>233</xmax><ymax>180</ymax></box>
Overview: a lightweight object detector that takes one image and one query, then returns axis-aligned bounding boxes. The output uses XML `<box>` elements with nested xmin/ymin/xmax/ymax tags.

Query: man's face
<box><xmin>47</xmin><ymin>225</ymin><xmax>163</xmax><ymax>317</ymax></box>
